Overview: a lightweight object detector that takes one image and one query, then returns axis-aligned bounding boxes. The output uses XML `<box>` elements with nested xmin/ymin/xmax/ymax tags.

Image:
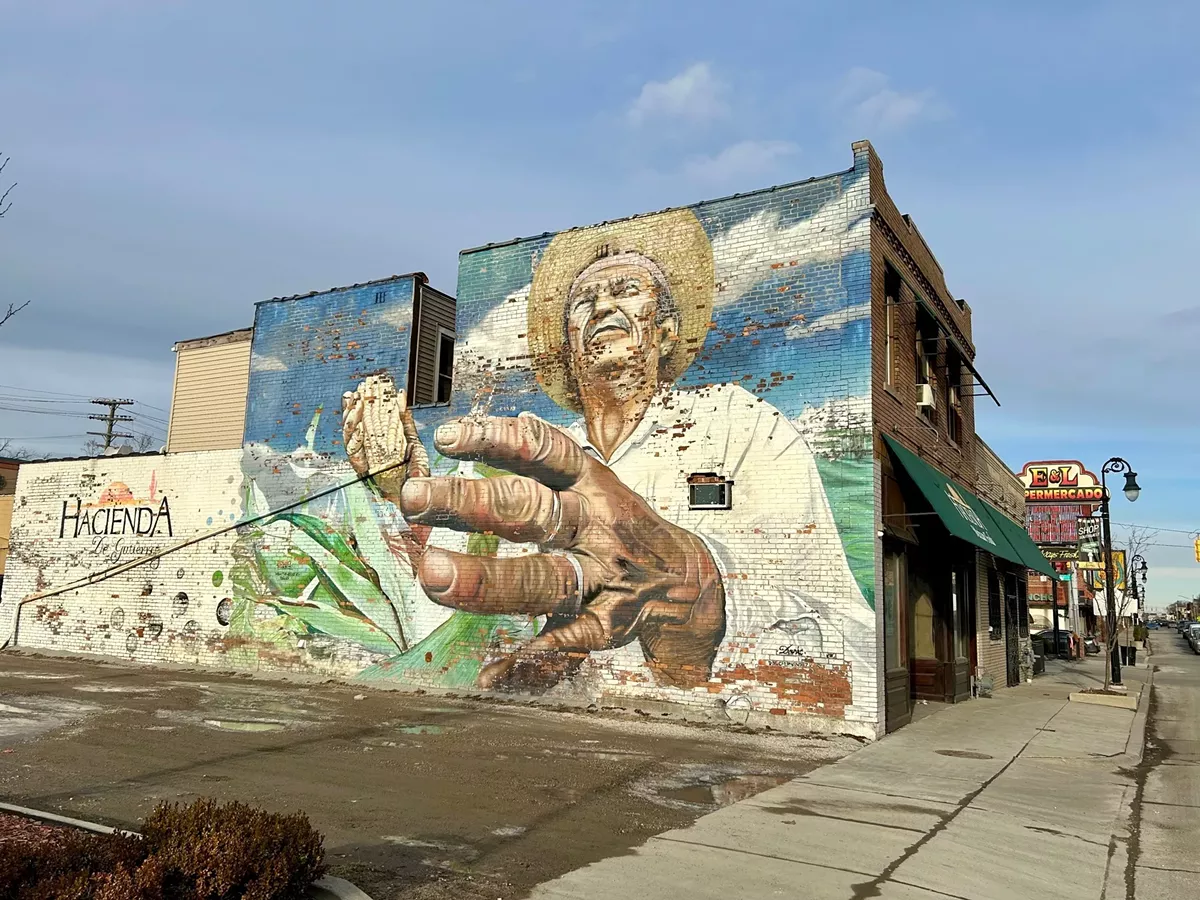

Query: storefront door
<box><xmin>883</xmin><ymin>548</ymin><xmax>911</xmax><ymax>732</ymax></box>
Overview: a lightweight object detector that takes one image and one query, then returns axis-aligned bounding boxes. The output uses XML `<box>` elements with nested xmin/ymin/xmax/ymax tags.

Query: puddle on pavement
<box><xmin>73</xmin><ymin>685</ymin><xmax>159</xmax><ymax>694</ymax></box>
<box><xmin>491</xmin><ymin>825</ymin><xmax>527</xmax><ymax>838</ymax></box>
<box><xmin>202</xmin><ymin>719</ymin><xmax>286</xmax><ymax>733</ymax></box>
<box><xmin>935</xmin><ymin>749</ymin><xmax>994</xmax><ymax>760</ymax></box>
<box><xmin>0</xmin><ymin>696</ymin><xmax>101</xmax><ymax>742</ymax></box>
<box><xmin>0</xmin><ymin>673</ymin><xmax>78</xmax><ymax>681</ymax></box>
<box><xmin>395</xmin><ymin>724</ymin><xmax>453</xmax><ymax>735</ymax></box>
<box><xmin>156</xmin><ymin>681</ymin><xmax>328</xmax><ymax>732</ymax></box>
<box><xmin>634</xmin><ymin>765</ymin><xmax>796</xmax><ymax>811</ymax></box>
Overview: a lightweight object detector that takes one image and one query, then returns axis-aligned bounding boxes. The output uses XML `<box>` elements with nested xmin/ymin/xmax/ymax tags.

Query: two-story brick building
<box><xmin>1</xmin><ymin>142</ymin><xmax>1050</xmax><ymax>738</ymax></box>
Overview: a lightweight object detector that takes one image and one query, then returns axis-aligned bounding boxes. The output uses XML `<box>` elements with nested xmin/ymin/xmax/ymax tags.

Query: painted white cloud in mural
<box><xmin>250</xmin><ymin>352</ymin><xmax>288</xmax><ymax>372</ymax></box>
<box><xmin>453</xmin><ymin>284</ymin><xmax>531</xmax><ymax>405</ymax></box>
<box><xmin>784</xmin><ymin>303</ymin><xmax>870</xmax><ymax>339</ymax></box>
<box><xmin>378</xmin><ymin>301</ymin><xmax>412</xmax><ymax>331</ymax></box>
<box><xmin>791</xmin><ymin>395</ymin><xmax>872</xmax><ymax>458</ymax></box>
<box><xmin>711</xmin><ymin>188</ymin><xmax>869</xmax><ymax>307</ymax></box>
<box><xmin>628</xmin><ymin>62</ymin><xmax>729</xmax><ymax>125</ymax></box>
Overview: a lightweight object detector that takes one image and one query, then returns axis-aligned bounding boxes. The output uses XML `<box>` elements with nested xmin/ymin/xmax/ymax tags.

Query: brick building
<box><xmin>1</xmin><ymin>142</ymin><xmax>1049</xmax><ymax>738</ymax></box>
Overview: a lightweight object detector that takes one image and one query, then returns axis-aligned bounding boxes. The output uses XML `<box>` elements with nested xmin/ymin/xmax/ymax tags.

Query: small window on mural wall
<box><xmin>688</xmin><ymin>473</ymin><xmax>732</xmax><ymax>510</ymax></box>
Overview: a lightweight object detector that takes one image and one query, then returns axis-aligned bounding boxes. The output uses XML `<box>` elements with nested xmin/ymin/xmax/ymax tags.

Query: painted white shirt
<box><xmin>558</xmin><ymin>382</ymin><xmax>876</xmax><ymax>716</ymax></box>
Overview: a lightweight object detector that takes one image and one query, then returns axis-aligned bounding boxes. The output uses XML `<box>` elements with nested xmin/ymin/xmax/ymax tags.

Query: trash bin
<box><xmin>1030</xmin><ymin>635</ymin><xmax>1046</xmax><ymax>676</ymax></box>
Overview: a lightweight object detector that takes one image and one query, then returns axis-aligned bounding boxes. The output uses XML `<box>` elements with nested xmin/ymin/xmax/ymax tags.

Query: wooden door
<box><xmin>949</xmin><ymin>565</ymin><xmax>973</xmax><ymax>702</ymax></box>
<box><xmin>1004</xmin><ymin>572</ymin><xmax>1021</xmax><ymax>686</ymax></box>
<box><xmin>883</xmin><ymin>549</ymin><xmax>911</xmax><ymax>732</ymax></box>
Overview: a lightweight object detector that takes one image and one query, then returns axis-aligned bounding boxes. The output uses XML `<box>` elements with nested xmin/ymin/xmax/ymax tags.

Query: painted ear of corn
<box><xmin>230</xmin><ymin>450</ymin><xmax>535</xmax><ymax>688</ymax></box>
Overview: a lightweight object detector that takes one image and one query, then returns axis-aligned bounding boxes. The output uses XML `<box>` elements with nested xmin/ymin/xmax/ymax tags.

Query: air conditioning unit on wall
<box><xmin>916</xmin><ymin>383</ymin><xmax>936</xmax><ymax>409</ymax></box>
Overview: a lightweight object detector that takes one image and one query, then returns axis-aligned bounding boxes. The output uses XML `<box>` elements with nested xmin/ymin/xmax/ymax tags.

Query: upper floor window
<box><xmin>915</xmin><ymin>307</ymin><xmax>938</xmax><ymax>422</ymax></box>
<box><xmin>435</xmin><ymin>330</ymin><xmax>455</xmax><ymax>404</ymax></box>
<box><xmin>884</xmin><ymin>265</ymin><xmax>901</xmax><ymax>387</ymax></box>
<box><xmin>946</xmin><ymin>348</ymin><xmax>963</xmax><ymax>445</ymax></box>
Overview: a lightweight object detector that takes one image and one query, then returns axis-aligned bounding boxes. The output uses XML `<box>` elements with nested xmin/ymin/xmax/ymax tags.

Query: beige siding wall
<box><xmin>0</xmin><ymin>461</ymin><xmax>17</xmax><ymax>575</ymax></box>
<box><xmin>167</xmin><ymin>334</ymin><xmax>252</xmax><ymax>452</ymax></box>
<box><xmin>411</xmin><ymin>286</ymin><xmax>457</xmax><ymax>405</ymax></box>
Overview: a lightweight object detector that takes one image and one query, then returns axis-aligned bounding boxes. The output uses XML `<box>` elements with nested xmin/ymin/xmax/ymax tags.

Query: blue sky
<box><xmin>1</xmin><ymin>0</ymin><xmax>1197</xmax><ymax>607</ymax></box>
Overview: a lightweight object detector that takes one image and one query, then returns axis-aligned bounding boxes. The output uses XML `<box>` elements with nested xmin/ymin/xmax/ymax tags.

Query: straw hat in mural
<box><xmin>527</xmin><ymin>208</ymin><xmax>715</xmax><ymax>414</ymax></box>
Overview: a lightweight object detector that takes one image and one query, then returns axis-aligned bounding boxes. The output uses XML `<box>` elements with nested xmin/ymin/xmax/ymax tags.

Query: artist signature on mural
<box><xmin>776</xmin><ymin>645</ymin><xmax>808</xmax><ymax>658</ymax></box>
<box><xmin>89</xmin><ymin>537</ymin><xmax>164</xmax><ymax>567</ymax></box>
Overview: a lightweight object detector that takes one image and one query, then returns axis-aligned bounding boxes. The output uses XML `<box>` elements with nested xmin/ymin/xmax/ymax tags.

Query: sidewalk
<box><xmin>531</xmin><ymin>654</ymin><xmax>1151</xmax><ymax>900</ymax></box>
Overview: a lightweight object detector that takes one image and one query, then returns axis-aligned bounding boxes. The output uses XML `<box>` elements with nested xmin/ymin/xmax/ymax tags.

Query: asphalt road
<box><xmin>1131</xmin><ymin>630</ymin><xmax>1200</xmax><ymax>899</ymax></box>
<box><xmin>0</xmin><ymin>651</ymin><xmax>857</xmax><ymax>899</ymax></box>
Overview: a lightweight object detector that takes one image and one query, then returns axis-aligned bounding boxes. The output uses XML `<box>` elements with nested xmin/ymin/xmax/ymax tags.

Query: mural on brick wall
<box><xmin>1</xmin><ymin>453</ymin><xmax>246</xmax><ymax>661</ymax></box>
<box><xmin>225</xmin><ymin>169</ymin><xmax>878</xmax><ymax>725</ymax></box>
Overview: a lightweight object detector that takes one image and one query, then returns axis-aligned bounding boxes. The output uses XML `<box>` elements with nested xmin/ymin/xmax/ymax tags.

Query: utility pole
<box><xmin>88</xmin><ymin>398</ymin><xmax>135</xmax><ymax>451</ymax></box>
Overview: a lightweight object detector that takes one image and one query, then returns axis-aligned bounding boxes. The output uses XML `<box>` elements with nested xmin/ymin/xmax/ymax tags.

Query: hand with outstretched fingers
<box><xmin>398</xmin><ymin>412</ymin><xmax>726</xmax><ymax>691</ymax></box>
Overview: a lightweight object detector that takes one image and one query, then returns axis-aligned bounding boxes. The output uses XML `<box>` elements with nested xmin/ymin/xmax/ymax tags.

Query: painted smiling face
<box><xmin>565</xmin><ymin>257</ymin><xmax>678</xmax><ymax>383</ymax></box>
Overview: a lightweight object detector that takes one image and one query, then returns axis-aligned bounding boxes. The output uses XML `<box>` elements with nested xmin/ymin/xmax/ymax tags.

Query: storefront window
<box><xmin>952</xmin><ymin>569</ymin><xmax>970</xmax><ymax>660</ymax></box>
<box><xmin>884</xmin><ymin>553</ymin><xmax>902</xmax><ymax>670</ymax></box>
<box><xmin>912</xmin><ymin>577</ymin><xmax>937</xmax><ymax>660</ymax></box>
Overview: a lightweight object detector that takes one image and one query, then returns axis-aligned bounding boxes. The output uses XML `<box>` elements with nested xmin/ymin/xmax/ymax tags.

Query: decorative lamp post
<box><xmin>1129</xmin><ymin>554</ymin><xmax>1148</xmax><ymax>619</ymax></box>
<box><xmin>1100</xmin><ymin>458</ymin><xmax>1141</xmax><ymax>688</ymax></box>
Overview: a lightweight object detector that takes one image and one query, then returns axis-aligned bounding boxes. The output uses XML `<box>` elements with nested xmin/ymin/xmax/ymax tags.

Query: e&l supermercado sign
<box><xmin>1019</xmin><ymin>461</ymin><xmax>1107</xmax><ymax>504</ymax></box>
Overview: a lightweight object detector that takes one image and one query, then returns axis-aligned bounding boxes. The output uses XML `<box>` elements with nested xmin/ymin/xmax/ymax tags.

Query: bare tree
<box><xmin>0</xmin><ymin>152</ymin><xmax>28</xmax><ymax>330</ymax></box>
<box><xmin>1101</xmin><ymin>525</ymin><xmax>1156</xmax><ymax>691</ymax></box>
<box><xmin>0</xmin><ymin>439</ymin><xmax>32</xmax><ymax>460</ymax></box>
<box><xmin>83</xmin><ymin>432</ymin><xmax>159</xmax><ymax>456</ymax></box>
<box><xmin>0</xmin><ymin>151</ymin><xmax>13</xmax><ymax>219</ymax></box>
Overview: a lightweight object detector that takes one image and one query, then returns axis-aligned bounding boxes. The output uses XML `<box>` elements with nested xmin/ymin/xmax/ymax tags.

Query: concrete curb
<box><xmin>1124</xmin><ymin>658</ymin><xmax>1154</xmax><ymax>764</ymax></box>
<box><xmin>0</xmin><ymin>800</ymin><xmax>375</xmax><ymax>900</ymax></box>
<box><xmin>1069</xmin><ymin>690</ymin><xmax>1139</xmax><ymax>710</ymax></box>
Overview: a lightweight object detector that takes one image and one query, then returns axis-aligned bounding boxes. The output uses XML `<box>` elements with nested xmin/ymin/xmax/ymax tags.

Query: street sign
<box><xmin>1058</xmin><ymin>574</ymin><xmax>1072</xmax><ymax>582</ymax></box>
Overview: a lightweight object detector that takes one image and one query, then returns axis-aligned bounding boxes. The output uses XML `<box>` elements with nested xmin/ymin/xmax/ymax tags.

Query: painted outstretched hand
<box><xmin>341</xmin><ymin>381</ymin><xmax>726</xmax><ymax>691</ymax></box>
<box><xmin>397</xmin><ymin>413</ymin><xmax>726</xmax><ymax>691</ymax></box>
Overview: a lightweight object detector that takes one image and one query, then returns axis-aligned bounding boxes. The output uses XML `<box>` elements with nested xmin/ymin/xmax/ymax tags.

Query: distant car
<box><xmin>1187</xmin><ymin>624</ymin><xmax>1200</xmax><ymax>653</ymax></box>
<box><xmin>1033</xmin><ymin>629</ymin><xmax>1071</xmax><ymax>658</ymax></box>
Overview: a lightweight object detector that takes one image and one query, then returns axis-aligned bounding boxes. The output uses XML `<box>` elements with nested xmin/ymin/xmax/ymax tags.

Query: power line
<box><xmin>0</xmin><ymin>383</ymin><xmax>92</xmax><ymax>399</ymax></box>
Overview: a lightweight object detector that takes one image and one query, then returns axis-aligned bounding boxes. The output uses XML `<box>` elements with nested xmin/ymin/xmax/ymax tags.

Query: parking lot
<box><xmin>0</xmin><ymin>651</ymin><xmax>856</xmax><ymax>899</ymax></box>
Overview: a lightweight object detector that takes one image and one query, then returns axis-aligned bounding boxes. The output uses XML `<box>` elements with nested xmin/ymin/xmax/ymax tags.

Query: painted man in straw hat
<box><xmin>343</xmin><ymin>209</ymin><xmax>874</xmax><ymax>714</ymax></box>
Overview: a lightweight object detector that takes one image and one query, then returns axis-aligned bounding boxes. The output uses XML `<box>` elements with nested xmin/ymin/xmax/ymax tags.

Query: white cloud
<box><xmin>836</xmin><ymin>67</ymin><xmax>948</xmax><ymax>132</ymax></box>
<box><xmin>784</xmin><ymin>303</ymin><xmax>870</xmax><ymax>339</ymax></box>
<box><xmin>683</xmin><ymin>140</ymin><xmax>798</xmax><ymax>183</ymax></box>
<box><xmin>452</xmin><ymin>284</ymin><xmax>531</xmax><ymax>411</ymax></box>
<box><xmin>250</xmin><ymin>352</ymin><xmax>288</xmax><ymax>372</ymax></box>
<box><xmin>628</xmin><ymin>63</ymin><xmax>728</xmax><ymax>125</ymax></box>
<box><xmin>710</xmin><ymin>184</ymin><xmax>871</xmax><ymax>307</ymax></box>
<box><xmin>791</xmin><ymin>395</ymin><xmax>872</xmax><ymax>458</ymax></box>
<box><xmin>377</xmin><ymin>302</ymin><xmax>412</xmax><ymax>330</ymax></box>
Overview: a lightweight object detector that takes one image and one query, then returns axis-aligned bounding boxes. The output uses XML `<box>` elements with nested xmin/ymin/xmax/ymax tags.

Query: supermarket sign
<box><xmin>1019</xmin><ymin>461</ymin><xmax>1107</xmax><ymax>504</ymax></box>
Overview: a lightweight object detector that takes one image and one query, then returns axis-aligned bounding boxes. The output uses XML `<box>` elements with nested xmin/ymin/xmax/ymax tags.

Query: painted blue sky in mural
<box><xmin>454</xmin><ymin>170</ymin><xmax>871</xmax><ymax>428</ymax></box>
<box><xmin>244</xmin><ymin>278</ymin><xmax>415</xmax><ymax>454</ymax></box>
<box><xmin>1</xmin><ymin>0</ymin><xmax>1197</xmax><ymax>604</ymax></box>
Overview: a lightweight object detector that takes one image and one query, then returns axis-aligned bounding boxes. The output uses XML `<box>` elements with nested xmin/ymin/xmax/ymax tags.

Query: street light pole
<box><xmin>1100</xmin><ymin>458</ymin><xmax>1141</xmax><ymax>690</ymax></box>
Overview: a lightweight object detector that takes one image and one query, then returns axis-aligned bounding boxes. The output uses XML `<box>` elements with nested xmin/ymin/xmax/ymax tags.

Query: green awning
<box><xmin>883</xmin><ymin>436</ymin><xmax>1053</xmax><ymax>575</ymax></box>
<box><xmin>977</xmin><ymin>502</ymin><xmax>1057</xmax><ymax>576</ymax></box>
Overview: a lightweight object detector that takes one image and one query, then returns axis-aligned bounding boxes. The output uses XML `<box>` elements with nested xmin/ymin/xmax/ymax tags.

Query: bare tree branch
<box><xmin>0</xmin><ymin>439</ymin><xmax>33</xmax><ymax>461</ymax></box>
<box><xmin>0</xmin><ymin>300</ymin><xmax>31</xmax><ymax>329</ymax></box>
<box><xmin>1101</xmin><ymin>525</ymin><xmax>1156</xmax><ymax>690</ymax></box>
<box><xmin>0</xmin><ymin>153</ymin><xmax>14</xmax><ymax>218</ymax></box>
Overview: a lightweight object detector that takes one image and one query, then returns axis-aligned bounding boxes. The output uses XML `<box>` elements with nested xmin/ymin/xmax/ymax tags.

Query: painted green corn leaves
<box><xmin>232</xmin><ymin>512</ymin><xmax>405</xmax><ymax>657</ymax></box>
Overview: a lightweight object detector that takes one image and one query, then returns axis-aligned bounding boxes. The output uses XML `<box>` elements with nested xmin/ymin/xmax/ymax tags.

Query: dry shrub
<box><xmin>0</xmin><ymin>799</ymin><xmax>325</xmax><ymax>900</ymax></box>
